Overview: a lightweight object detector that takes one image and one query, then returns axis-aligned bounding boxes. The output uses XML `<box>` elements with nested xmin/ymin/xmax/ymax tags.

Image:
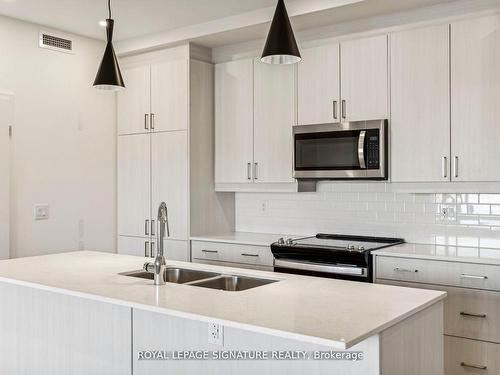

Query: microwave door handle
<box><xmin>358</xmin><ymin>130</ymin><xmax>367</xmax><ymax>169</ymax></box>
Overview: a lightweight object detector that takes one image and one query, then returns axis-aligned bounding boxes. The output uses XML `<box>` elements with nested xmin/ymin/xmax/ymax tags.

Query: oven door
<box><xmin>274</xmin><ymin>259</ymin><xmax>372</xmax><ymax>282</ymax></box>
<box><xmin>293</xmin><ymin>120</ymin><xmax>387</xmax><ymax>180</ymax></box>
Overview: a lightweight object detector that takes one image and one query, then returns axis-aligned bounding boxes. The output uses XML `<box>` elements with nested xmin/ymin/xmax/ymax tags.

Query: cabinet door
<box><xmin>215</xmin><ymin>59</ymin><xmax>254</xmax><ymax>184</ymax></box>
<box><xmin>117</xmin><ymin>236</ymin><xmax>150</xmax><ymax>257</ymax></box>
<box><xmin>341</xmin><ymin>35</ymin><xmax>388</xmax><ymax>121</ymax></box>
<box><xmin>451</xmin><ymin>16</ymin><xmax>500</xmax><ymax>181</ymax></box>
<box><xmin>253</xmin><ymin>59</ymin><xmax>295</xmax><ymax>184</ymax></box>
<box><xmin>117</xmin><ymin>65</ymin><xmax>150</xmax><ymax>135</ymax></box>
<box><xmin>151</xmin><ymin>59</ymin><xmax>188</xmax><ymax>132</ymax></box>
<box><xmin>297</xmin><ymin>43</ymin><xmax>340</xmax><ymax>125</ymax></box>
<box><xmin>390</xmin><ymin>25</ymin><xmax>450</xmax><ymax>182</ymax></box>
<box><xmin>151</xmin><ymin>131</ymin><xmax>188</xmax><ymax>241</ymax></box>
<box><xmin>117</xmin><ymin>134</ymin><xmax>151</xmax><ymax>237</ymax></box>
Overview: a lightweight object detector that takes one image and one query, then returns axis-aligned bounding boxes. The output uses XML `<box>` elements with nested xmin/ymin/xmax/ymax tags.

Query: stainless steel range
<box><xmin>271</xmin><ymin>234</ymin><xmax>404</xmax><ymax>282</ymax></box>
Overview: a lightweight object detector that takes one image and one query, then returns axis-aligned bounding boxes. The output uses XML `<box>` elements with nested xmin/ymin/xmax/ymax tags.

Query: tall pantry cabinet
<box><xmin>117</xmin><ymin>45</ymin><xmax>233</xmax><ymax>261</ymax></box>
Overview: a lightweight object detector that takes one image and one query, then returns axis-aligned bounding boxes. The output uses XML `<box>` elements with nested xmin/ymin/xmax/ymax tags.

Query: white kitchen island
<box><xmin>0</xmin><ymin>251</ymin><xmax>445</xmax><ymax>375</ymax></box>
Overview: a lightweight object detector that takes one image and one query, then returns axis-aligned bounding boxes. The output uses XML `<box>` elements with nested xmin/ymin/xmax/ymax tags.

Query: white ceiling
<box><xmin>0</xmin><ymin>0</ymin><xmax>281</xmax><ymax>41</ymax></box>
<box><xmin>0</xmin><ymin>0</ymin><xmax>459</xmax><ymax>44</ymax></box>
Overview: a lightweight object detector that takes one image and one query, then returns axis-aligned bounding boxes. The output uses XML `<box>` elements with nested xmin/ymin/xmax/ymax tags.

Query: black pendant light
<box><xmin>93</xmin><ymin>0</ymin><xmax>125</xmax><ymax>91</ymax></box>
<box><xmin>261</xmin><ymin>0</ymin><xmax>301</xmax><ymax>65</ymax></box>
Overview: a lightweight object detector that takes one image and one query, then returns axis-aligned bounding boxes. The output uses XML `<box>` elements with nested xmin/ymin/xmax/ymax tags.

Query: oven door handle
<box><xmin>274</xmin><ymin>259</ymin><xmax>368</xmax><ymax>277</ymax></box>
<box><xmin>358</xmin><ymin>130</ymin><xmax>367</xmax><ymax>169</ymax></box>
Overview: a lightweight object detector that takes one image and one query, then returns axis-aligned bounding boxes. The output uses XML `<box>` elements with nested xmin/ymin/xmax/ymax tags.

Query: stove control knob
<box><xmin>348</xmin><ymin>244</ymin><xmax>355</xmax><ymax>251</ymax></box>
<box><xmin>277</xmin><ymin>237</ymin><xmax>285</xmax><ymax>246</ymax></box>
<box><xmin>286</xmin><ymin>238</ymin><xmax>294</xmax><ymax>246</ymax></box>
<box><xmin>358</xmin><ymin>246</ymin><xmax>365</xmax><ymax>251</ymax></box>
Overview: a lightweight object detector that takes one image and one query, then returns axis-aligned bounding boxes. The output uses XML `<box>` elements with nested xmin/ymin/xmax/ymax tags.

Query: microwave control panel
<box><xmin>366</xmin><ymin>129</ymin><xmax>380</xmax><ymax>169</ymax></box>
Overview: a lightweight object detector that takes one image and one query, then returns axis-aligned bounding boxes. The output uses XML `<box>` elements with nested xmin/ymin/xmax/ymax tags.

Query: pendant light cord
<box><xmin>107</xmin><ymin>0</ymin><xmax>112</xmax><ymax>19</ymax></box>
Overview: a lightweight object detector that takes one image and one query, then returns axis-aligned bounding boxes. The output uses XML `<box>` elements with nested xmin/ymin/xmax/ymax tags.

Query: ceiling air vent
<box><xmin>39</xmin><ymin>31</ymin><xmax>74</xmax><ymax>54</ymax></box>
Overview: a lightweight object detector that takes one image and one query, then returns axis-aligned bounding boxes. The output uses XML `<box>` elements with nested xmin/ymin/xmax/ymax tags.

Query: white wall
<box><xmin>0</xmin><ymin>15</ymin><xmax>116</xmax><ymax>258</ymax></box>
<box><xmin>236</xmin><ymin>183</ymin><xmax>500</xmax><ymax>250</ymax></box>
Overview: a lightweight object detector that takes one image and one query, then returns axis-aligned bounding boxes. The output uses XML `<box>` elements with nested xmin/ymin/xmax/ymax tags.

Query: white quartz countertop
<box><xmin>373</xmin><ymin>243</ymin><xmax>500</xmax><ymax>265</ymax></box>
<box><xmin>190</xmin><ymin>232</ymin><xmax>301</xmax><ymax>247</ymax></box>
<box><xmin>0</xmin><ymin>251</ymin><xmax>445</xmax><ymax>349</ymax></box>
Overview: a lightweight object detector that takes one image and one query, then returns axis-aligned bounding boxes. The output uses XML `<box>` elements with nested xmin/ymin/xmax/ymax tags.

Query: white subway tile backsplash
<box><xmin>235</xmin><ymin>183</ymin><xmax>500</xmax><ymax>249</ymax></box>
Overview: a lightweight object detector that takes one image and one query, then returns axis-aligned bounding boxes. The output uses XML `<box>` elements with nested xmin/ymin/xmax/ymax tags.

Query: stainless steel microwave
<box><xmin>293</xmin><ymin>119</ymin><xmax>388</xmax><ymax>180</ymax></box>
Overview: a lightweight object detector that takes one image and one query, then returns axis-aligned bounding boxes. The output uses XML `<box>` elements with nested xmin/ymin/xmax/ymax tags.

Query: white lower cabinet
<box><xmin>118</xmin><ymin>236</ymin><xmax>152</xmax><ymax>258</ymax></box>
<box><xmin>376</xmin><ymin>255</ymin><xmax>500</xmax><ymax>375</ymax></box>
<box><xmin>445</xmin><ymin>336</ymin><xmax>499</xmax><ymax>374</ymax></box>
<box><xmin>0</xmin><ymin>282</ymin><xmax>131</xmax><ymax>375</ymax></box>
<box><xmin>191</xmin><ymin>240</ymin><xmax>273</xmax><ymax>270</ymax></box>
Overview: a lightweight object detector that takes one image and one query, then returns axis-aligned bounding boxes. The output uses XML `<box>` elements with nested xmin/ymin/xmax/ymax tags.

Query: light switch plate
<box><xmin>34</xmin><ymin>204</ymin><xmax>49</xmax><ymax>220</ymax></box>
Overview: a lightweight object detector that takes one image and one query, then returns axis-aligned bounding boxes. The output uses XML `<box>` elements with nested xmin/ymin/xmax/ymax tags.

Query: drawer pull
<box><xmin>202</xmin><ymin>250</ymin><xmax>218</xmax><ymax>254</ymax></box>
<box><xmin>461</xmin><ymin>274</ymin><xmax>488</xmax><ymax>280</ymax></box>
<box><xmin>460</xmin><ymin>312</ymin><xmax>487</xmax><ymax>318</ymax></box>
<box><xmin>241</xmin><ymin>253</ymin><xmax>259</xmax><ymax>257</ymax></box>
<box><xmin>394</xmin><ymin>267</ymin><xmax>418</xmax><ymax>273</ymax></box>
<box><xmin>460</xmin><ymin>362</ymin><xmax>487</xmax><ymax>370</ymax></box>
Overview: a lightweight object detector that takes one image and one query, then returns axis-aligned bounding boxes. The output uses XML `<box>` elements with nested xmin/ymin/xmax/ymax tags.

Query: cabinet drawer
<box><xmin>376</xmin><ymin>256</ymin><xmax>500</xmax><ymax>291</ymax></box>
<box><xmin>378</xmin><ymin>279</ymin><xmax>500</xmax><ymax>344</ymax></box>
<box><xmin>191</xmin><ymin>241</ymin><xmax>273</xmax><ymax>267</ymax></box>
<box><xmin>445</xmin><ymin>336</ymin><xmax>500</xmax><ymax>375</ymax></box>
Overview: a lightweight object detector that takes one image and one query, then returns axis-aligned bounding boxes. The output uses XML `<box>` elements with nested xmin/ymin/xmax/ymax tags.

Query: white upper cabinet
<box><xmin>298</xmin><ymin>43</ymin><xmax>340</xmax><ymax>125</ymax></box>
<box><xmin>451</xmin><ymin>15</ymin><xmax>500</xmax><ymax>182</ymax></box>
<box><xmin>151</xmin><ymin>60</ymin><xmax>189</xmax><ymax>132</ymax></box>
<box><xmin>390</xmin><ymin>25</ymin><xmax>450</xmax><ymax>182</ymax></box>
<box><xmin>117</xmin><ymin>65</ymin><xmax>150</xmax><ymax>135</ymax></box>
<box><xmin>253</xmin><ymin>59</ymin><xmax>295</xmax><ymax>184</ymax></box>
<box><xmin>117</xmin><ymin>134</ymin><xmax>151</xmax><ymax>237</ymax></box>
<box><xmin>151</xmin><ymin>131</ymin><xmax>188</xmax><ymax>241</ymax></box>
<box><xmin>341</xmin><ymin>35</ymin><xmax>388</xmax><ymax>121</ymax></box>
<box><xmin>215</xmin><ymin>59</ymin><xmax>254</xmax><ymax>184</ymax></box>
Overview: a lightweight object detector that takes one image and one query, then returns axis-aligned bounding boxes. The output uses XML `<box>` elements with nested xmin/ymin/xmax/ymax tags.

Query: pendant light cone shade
<box><xmin>261</xmin><ymin>0</ymin><xmax>301</xmax><ymax>64</ymax></box>
<box><xmin>93</xmin><ymin>19</ymin><xmax>125</xmax><ymax>90</ymax></box>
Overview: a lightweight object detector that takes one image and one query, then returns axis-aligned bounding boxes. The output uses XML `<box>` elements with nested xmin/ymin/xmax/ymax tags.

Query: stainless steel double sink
<box><xmin>120</xmin><ymin>267</ymin><xmax>278</xmax><ymax>292</ymax></box>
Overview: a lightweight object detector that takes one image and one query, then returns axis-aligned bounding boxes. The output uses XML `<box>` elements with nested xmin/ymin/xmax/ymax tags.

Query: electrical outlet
<box><xmin>208</xmin><ymin>322</ymin><xmax>224</xmax><ymax>346</ymax></box>
<box><xmin>261</xmin><ymin>201</ymin><xmax>268</xmax><ymax>214</ymax></box>
<box><xmin>439</xmin><ymin>206</ymin><xmax>456</xmax><ymax>222</ymax></box>
<box><xmin>34</xmin><ymin>204</ymin><xmax>49</xmax><ymax>220</ymax></box>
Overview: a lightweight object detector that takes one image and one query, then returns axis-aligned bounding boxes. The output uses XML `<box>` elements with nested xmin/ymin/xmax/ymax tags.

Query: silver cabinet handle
<box><xmin>150</xmin><ymin>113</ymin><xmax>155</xmax><ymax>130</ymax></box>
<box><xmin>144</xmin><ymin>241</ymin><xmax>150</xmax><ymax>257</ymax></box>
<box><xmin>460</xmin><ymin>312</ymin><xmax>487</xmax><ymax>318</ymax></box>
<box><xmin>394</xmin><ymin>267</ymin><xmax>418</xmax><ymax>273</ymax></box>
<box><xmin>333</xmin><ymin>100</ymin><xmax>338</xmax><ymax>120</ymax></box>
<box><xmin>241</xmin><ymin>253</ymin><xmax>259</xmax><ymax>257</ymax></box>
<box><xmin>461</xmin><ymin>362</ymin><xmax>487</xmax><ymax>370</ymax></box>
<box><xmin>254</xmin><ymin>163</ymin><xmax>258</xmax><ymax>180</ymax></box>
<box><xmin>151</xmin><ymin>220</ymin><xmax>155</xmax><ymax>236</ymax></box>
<box><xmin>144</xmin><ymin>114</ymin><xmax>149</xmax><ymax>130</ymax></box>
<box><xmin>442</xmin><ymin>156</ymin><xmax>448</xmax><ymax>178</ymax></box>
<box><xmin>247</xmin><ymin>163</ymin><xmax>252</xmax><ymax>180</ymax></box>
<box><xmin>358</xmin><ymin>130</ymin><xmax>366</xmax><ymax>169</ymax></box>
<box><xmin>145</xmin><ymin>219</ymin><xmax>149</xmax><ymax>236</ymax></box>
<box><xmin>454</xmin><ymin>156</ymin><xmax>459</xmax><ymax>178</ymax></box>
<box><xmin>461</xmin><ymin>273</ymin><xmax>488</xmax><ymax>280</ymax></box>
<box><xmin>341</xmin><ymin>100</ymin><xmax>346</xmax><ymax>119</ymax></box>
<box><xmin>202</xmin><ymin>249</ymin><xmax>218</xmax><ymax>254</ymax></box>
<box><xmin>150</xmin><ymin>242</ymin><xmax>155</xmax><ymax>258</ymax></box>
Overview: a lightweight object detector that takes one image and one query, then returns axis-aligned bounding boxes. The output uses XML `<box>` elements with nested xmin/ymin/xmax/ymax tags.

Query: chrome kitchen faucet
<box><xmin>143</xmin><ymin>202</ymin><xmax>170</xmax><ymax>285</ymax></box>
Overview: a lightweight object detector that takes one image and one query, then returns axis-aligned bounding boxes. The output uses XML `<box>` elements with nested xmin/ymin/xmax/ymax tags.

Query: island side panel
<box><xmin>0</xmin><ymin>282</ymin><xmax>132</xmax><ymax>375</ymax></box>
<box><xmin>132</xmin><ymin>308</ymin><xmax>380</xmax><ymax>375</ymax></box>
<box><xmin>380</xmin><ymin>301</ymin><xmax>444</xmax><ymax>375</ymax></box>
